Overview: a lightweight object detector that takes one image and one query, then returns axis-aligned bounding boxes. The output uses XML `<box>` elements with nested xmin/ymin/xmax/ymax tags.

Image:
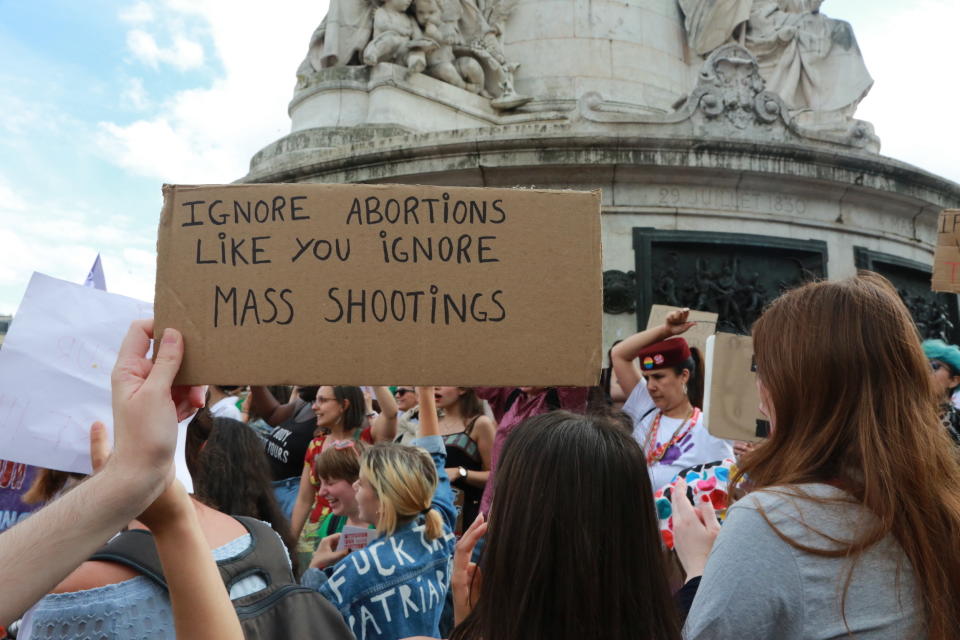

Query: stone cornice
<box><xmin>241</xmin><ymin>125</ymin><xmax>960</xmax><ymax>213</ymax></box>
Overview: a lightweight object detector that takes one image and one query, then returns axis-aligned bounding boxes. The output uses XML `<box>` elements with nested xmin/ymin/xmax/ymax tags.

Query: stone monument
<box><xmin>245</xmin><ymin>0</ymin><xmax>960</xmax><ymax>347</ymax></box>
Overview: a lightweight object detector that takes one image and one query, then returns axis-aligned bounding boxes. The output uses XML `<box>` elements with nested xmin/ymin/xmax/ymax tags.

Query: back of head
<box><xmin>745</xmin><ymin>272</ymin><xmax>960</xmax><ymax>638</ymax></box>
<box><xmin>360</xmin><ymin>442</ymin><xmax>443</xmax><ymax>540</ymax></box>
<box><xmin>452</xmin><ymin>411</ymin><xmax>681</xmax><ymax>640</ymax></box>
<box><xmin>332</xmin><ymin>385</ymin><xmax>367</xmax><ymax>431</ymax></box>
<box><xmin>194</xmin><ymin>418</ymin><xmax>298</xmax><ymax>565</ymax></box>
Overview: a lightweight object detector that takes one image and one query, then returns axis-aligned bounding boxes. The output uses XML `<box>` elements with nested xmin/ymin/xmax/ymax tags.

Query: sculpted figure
<box><xmin>362</xmin><ymin>0</ymin><xmax>432</xmax><ymax>73</ymax></box>
<box><xmin>679</xmin><ymin>0</ymin><xmax>873</xmax><ymax>116</ymax></box>
<box><xmin>297</xmin><ymin>0</ymin><xmax>375</xmax><ymax>74</ymax></box>
<box><xmin>296</xmin><ymin>0</ymin><xmax>530</xmax><ymax>108</ymax></box>
<box><xmin>415</xmin><ymin>0</ymin><xmax>487</xmax><ymax>94</ymax></box>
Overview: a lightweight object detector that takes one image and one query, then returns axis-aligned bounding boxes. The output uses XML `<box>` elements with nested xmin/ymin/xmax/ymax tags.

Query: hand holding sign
<box><xmin>154</xmin><ymin>183</ymin><xmax>602</xmax><ymax>387</ymax></box>
<box><xmin>311</xmin><ymin>533</ymin><xmax>349</xmax><ymax>570</ymax></box>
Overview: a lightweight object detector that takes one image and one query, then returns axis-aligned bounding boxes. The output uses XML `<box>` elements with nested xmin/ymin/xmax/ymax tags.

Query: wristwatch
<box><xmin>458</xmin><ymin>466</ymin><xmax>468</xmax><ymax>481</ymax></box>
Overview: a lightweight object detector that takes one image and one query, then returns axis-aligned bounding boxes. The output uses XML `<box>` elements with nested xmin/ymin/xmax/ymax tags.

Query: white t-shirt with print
<box><xmin>623</xmin><ymin>383</ymin><xmax>733</xmax><ymax>491</ymax></box>
<box><xmin>210</xmin><ymin>396</ymin><xmax>244</xmax><ymax>421</ymax></box>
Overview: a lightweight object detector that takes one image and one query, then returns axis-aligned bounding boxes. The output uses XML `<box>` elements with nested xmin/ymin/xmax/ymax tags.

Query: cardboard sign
<box><xmin>646</xmin><ymin>305</ymin><xmax>718</xmax><ymax>357</ymax></box>
<box><xmin>154</xmin><ymin>184</ymin><xmax>602</xmax><ymax>386</ymax></box>
<box><xmin>932</xmin><ymin>209</ymin><xmax>960</xmax><ymax>292</ymax></box>
<box><xmin>702</xmin><ymin>333</ymin><xmax>768</xmax><ymax>443</ymax></box>
<box><xmin>336</xmin><ymin>525</ymin><xmax>379</xmax><ymax>551</ymax></box>
<box><xmin>0</xmin><ymin>273</ymin><xmax>194</xmax><ymax>490</ymax></box>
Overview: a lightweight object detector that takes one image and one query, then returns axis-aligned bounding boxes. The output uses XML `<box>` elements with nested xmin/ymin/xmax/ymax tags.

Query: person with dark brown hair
<box><xmin>188</xmin><ymin>416</ymin><xmax>299</xmax><ymax>568</ymax></box>
<box><xmin>611</xmin><ymin>308</ymin><xmax>732</xmax><ymax>490</ymax></box>
<box><xmin>675</xmin><ymin>273</ymin><xmax>960</xmax><ymax>639</ymax></box>
<box><xmin>434</xmin><ymin>386</ymin><xmax>495</xmax><ymax>534</ymax></box>
<box><xmin>448</xmin><ymin>411</ymin><xmax>682</xmax><ymax>640</ymax></box>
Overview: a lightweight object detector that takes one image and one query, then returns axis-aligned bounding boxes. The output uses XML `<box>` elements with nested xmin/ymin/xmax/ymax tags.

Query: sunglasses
<box><xmin>332</xmin><ymin>440</ymin><xmax>355</xmax><ymax>450</ymax></box>
<box><xmin>395</xmin><ymin>388</ymin><xmax>415</xmax><ymax>396</ymax></box>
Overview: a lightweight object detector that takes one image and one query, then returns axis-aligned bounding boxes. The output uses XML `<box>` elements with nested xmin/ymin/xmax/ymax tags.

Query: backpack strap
<box><xmin>222</xmin><ymin>516</ymin><xmax>296</xmax><ymax>590</ymax></box>
<box><xmin>89</xmin><ymin>529</ymin><xmax>168</xmax><ymax>590</ymax></box>
<box><xmin>89</xmin><ymin>517</ymin><xmax>295</xmax><ymax>594</ymax></box>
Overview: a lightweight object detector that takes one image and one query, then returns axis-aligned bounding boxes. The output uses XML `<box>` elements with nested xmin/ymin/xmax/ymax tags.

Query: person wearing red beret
<box><xmin>611</xmin><ymin>308</ymin><xmax>733</xmax><ymax>491</ymax></box>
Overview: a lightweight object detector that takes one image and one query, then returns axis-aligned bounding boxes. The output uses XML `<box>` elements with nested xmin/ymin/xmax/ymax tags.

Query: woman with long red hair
<box><xmin>674</xmin><ymin>273</ymin><xmax>960</xmax><ymax>639</ymax></box>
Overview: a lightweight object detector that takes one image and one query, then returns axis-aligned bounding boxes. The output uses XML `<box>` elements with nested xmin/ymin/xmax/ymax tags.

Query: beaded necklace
<box><xmin>644</xmin><ymin>406</ymin><xmax>701</xmax><ymax>465</ymax></box>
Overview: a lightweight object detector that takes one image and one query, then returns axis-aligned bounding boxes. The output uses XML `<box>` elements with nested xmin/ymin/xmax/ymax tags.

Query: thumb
<box><xmin>146</xmin><ymin>328</ymin><xmax>184</xmax><ymax>391</ymax></box>
<box><xmin>89</xmin><ymin>421</ymin><xmax>112</xmax><ymax>473</ymax></box>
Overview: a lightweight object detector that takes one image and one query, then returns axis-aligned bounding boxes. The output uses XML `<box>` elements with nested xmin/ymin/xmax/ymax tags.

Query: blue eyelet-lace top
<box><xmin>19</xmin><ymin>533</ymin><xmax>265</xmax><ymax>639</ymax></box>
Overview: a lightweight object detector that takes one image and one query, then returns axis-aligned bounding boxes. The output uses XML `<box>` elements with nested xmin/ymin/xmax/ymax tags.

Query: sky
<box><xmin>0</xmin><ymin>0</ymin><xmax>957</xmax><ymax>315</ymax></box>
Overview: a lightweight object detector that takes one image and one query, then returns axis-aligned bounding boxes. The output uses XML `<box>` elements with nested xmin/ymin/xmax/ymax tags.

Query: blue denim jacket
<box><xmin>302</xmin><ymin>435</ymin><xmax>457</xmax><ymax>640</ymax></box>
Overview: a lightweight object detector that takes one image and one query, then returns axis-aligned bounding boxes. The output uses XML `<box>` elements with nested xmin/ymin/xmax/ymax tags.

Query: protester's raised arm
<box><xmin>249</xmin><ymin>385</ymin><xmax>296</xmax><ymax>426</ymax></box>
<box><xmin>371</xmin><ymin>385</ymin><xmax>398</xmax><ymax>442</ymax></box>
<box><xmin>0</xmin><ymin>320</ymin><xmax>203</xmax><ymax>626</ymax></box>
<box><xmin>417</xmin><ymin>387</ymin><xmax>439</xmax><ymax>437</ymax></box>
<box><xmin>611</xmin><ymin>308</ymin><xmax>696</xmax><ymax>396</ymax></box>
<box><xmin>140</xmin><ymin>481</ymin><xmax>243</xmax><ymax>639</ymax></box>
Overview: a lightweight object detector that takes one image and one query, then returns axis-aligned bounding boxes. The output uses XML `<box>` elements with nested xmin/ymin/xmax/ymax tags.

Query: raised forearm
<box><xmin>0</xmin><ymin>466</ymin><xmax>160</xmax><ymax>625</ymax></box>
<box><xmin>152</xmin><ymin>502</ymin><xmax>242</xmax><ymax>638</ymax></box>
<box><xmin>611</xmin><ymin>325</ymin><xmax>671</xmax><ymax>394</ymax></box>
<box><xmin>249</xmin><ymin>386</ymin><xmax>293</xmax><ymax>426</ymax></box>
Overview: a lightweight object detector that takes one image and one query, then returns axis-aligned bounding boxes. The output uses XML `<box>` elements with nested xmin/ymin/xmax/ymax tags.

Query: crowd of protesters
<box><xmin>2</xmin><ymin>272</ymin><xmax>960</xmax><ymax>639</ymax></box>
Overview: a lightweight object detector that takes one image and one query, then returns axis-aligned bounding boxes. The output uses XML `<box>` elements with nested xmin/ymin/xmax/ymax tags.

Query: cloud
<box><xmin>100</xmin><ymin>0</ymin><xmax>324</xmax><ymax>183</ymax></box>
<box><xmin>126</xmin><ymin>29</ymin><xmax>205</xmax><ymax>71</ymax></box>
<box><xmin>121</xmin><ymin>77</ymin><xmax>150</xmax><ymax>110</ymax></box>
<box><xmin>839</xmin><ymin>0</ymin><xmax>960</xmax><ymax>182</ymax></box>
<box><xmin>119</xmin><ymin>1</ymin><xmax>156</xmax><ymax>24</ymax></box>
<box><xmin>0</xmin><ymin>176</ymin><xmax>156</xmax><ymax>312</ymax></box>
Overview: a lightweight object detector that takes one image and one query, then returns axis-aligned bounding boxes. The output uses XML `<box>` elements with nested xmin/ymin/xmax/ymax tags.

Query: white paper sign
<box><xmin>0</xmin><ymin>273</ymin><xmax>193</xmax><ymax>491</ymax></box>
<box><xmin>336</xmin><ymin>524</ymin><xmax>378</xmax><ymax>551</ymax></box>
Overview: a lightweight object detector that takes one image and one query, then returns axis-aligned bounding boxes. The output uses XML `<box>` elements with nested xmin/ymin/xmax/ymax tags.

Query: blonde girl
<box><xmin>302</xmin><ymin>387</ymin><xmax>457</xmax><ymax>640</ymax></box>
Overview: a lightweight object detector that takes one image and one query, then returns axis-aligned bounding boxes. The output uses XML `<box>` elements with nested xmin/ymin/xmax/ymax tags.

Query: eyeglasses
<box><xmin>314</xmin><ymin>396</ymin><xmax>338</xmax><ymax>404</ymax></box>
<box><xmin>332</xmin><ymin>440</ymin><xmax>355</xmax><ymax>450</ymax></box>
<box><xmin>395</xmin><ymin>388</ymin><xmax>414</xmax><ymax>396</ymax></box>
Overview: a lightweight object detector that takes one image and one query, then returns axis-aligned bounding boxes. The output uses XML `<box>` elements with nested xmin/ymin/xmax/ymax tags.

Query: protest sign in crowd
<box><xmin>1</xmin><ymin>192</ymin><xmax>959</xmax><ymax>640</ymax></box>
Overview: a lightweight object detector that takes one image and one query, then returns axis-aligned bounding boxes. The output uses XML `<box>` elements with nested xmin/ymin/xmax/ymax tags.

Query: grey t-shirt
<box><xmin>684</xmin><ymin>484</ymin><xmax>924</xmax><ymax>639</ymax></box>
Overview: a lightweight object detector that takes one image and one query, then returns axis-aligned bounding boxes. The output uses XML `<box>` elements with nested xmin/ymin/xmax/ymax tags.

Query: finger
<box><xmin>454</xmin><ymin>516</ymin><xmax>487</xmax><ymax>569</ymax></box>
<box><xmin>89</xmin><ymin>421</ymin><xmax>112</xmax><ymax>473</ymax></box>
<box><xmin>111</xmin><ymin>319</ymin><xmax>154</xmax><ymax>383</ymax></box>
<box><xmin>670</xmin><ymin>479</ymin><xmax>696</xmax><ymax>522</ymax></box>
<box><xmin>142</xmin><ymin>328</ymin><xmax>184</xmax><ymax>393</ymax></box>
<box><xmin>696</xmin><ymin>495</ymin><xmax>721</xmax><ymax>533</ymax></box>
<box><xmin>172</xmin><ymin>385</ymin><xmax>207</xmax><ymax>421</ymax></box>
<box><xmin>461</xmin><ymin>512</ymin><xmax>485</xmax><ymax>539</ymax></box>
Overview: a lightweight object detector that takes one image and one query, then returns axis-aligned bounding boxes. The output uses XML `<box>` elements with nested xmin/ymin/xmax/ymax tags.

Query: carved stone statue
<box><xmin>296</xmin><ymin>0</ymin><xmax>530</xmax><ymax>109</ymax></box>
<box><xmin>362</xmin><ymin>0</ymin><xmax>432</xmax><ymax>74</ymax></box>
<box><xmin>678</xmin><ymin>0</ymin><xmax>873</xmax><ymax>118</ymax></box>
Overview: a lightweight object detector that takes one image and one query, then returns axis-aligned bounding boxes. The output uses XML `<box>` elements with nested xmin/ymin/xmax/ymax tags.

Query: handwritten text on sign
<box><xmin>933</xmin><ymin>209</ymin><xmax>960</xmax><ymax>293</ymax></box>
<box><xmin>154</xmin><ymin>184</ymin><xmax>602</xmax><ymax>387</ymax></box>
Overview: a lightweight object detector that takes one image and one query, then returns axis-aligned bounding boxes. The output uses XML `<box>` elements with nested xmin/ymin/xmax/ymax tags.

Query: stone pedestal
<box><xmin>247</xmin><ymin>7</ymin><xmax>960</xmax><ymax>352</ymax></box>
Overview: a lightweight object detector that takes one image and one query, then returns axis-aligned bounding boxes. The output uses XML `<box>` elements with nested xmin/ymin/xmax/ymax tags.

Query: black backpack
<box><xmin>90</xmin><ymin>516</ymin><xmax>353</xmax><ymax>640</ymax></box>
